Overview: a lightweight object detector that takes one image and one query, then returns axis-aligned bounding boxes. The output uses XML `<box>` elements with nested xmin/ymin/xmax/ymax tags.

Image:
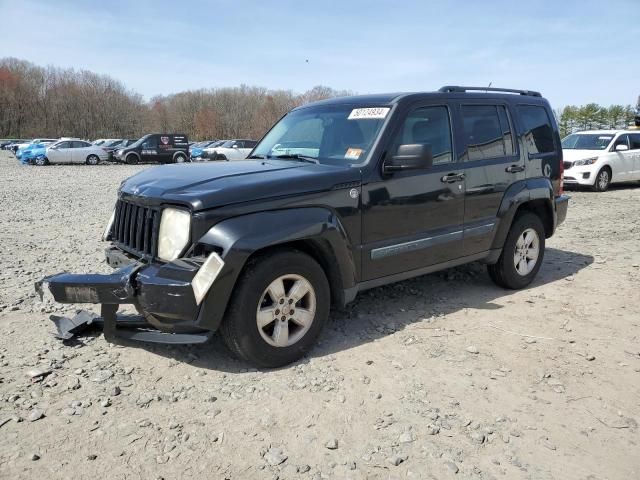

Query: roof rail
<box><xmin>439</xmin><ymin>86</ymin><xmax>542</xmax><ymax>97</ymax></box>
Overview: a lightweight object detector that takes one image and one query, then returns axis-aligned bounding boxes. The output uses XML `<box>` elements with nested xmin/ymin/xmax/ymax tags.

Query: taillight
<box><xmin>558</xmin><ymin>157</ymin><xmax>564</xmax><ymax>196</ymax></box>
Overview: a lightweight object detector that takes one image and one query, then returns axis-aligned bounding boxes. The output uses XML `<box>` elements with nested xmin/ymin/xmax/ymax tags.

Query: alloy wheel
<box><xmin>256</xmin><ymin>274</ymin><xmax>316</xmax><ymax>347</ymax></box>
<box><xmin>513</xmin><ymin>228</ymin><xmax>540</xmax><ymax>276</ymax></box>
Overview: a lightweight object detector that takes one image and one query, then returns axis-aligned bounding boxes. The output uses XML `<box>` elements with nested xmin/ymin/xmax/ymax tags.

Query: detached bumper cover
<box><xmin>35</xmin><ymin>255</ymin><xmax>216</xmax><ymax>344</ymax></box>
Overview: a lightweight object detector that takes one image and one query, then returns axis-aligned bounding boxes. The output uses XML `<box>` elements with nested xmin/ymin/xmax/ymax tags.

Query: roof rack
<box><xmin>439</xmin><ymin>86</ymin><xmax>542</xmax><ymax>97</ymax></box>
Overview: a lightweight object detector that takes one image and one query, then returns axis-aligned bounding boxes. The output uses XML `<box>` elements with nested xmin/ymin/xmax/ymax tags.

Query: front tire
<box><xmin>220</xmin><ymin>250</ymin><xmax>330</xmax><ymax>368</ymax></box>
<box><xmin>487</xmin><ymin>212</ymin><xmax>545</xmax><ymax>289</ymax></box>
<box><xmin>34</xmin><ymin>156</ymin><xmax>49</xmax><ymax>166</ymax></box>
<box><xmin>125</xmin><ymin>153</ymin><xmax>138</xmax><ymax>165</ymax></box>
<box><xmin>593</xmin><ymin>167</ymin><xmax>611</xmax><ymax>192</ymax></box>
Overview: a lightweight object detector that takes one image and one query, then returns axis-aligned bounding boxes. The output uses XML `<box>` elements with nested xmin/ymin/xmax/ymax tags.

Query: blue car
<box><xmin>189</xmin><ymin>140</ymin><xmax>219</xmax><ymax>161</ymax></box>
<box><xmin>20</xmin><ymin>143</ymin><xmax>48</xmax><ymax>164</ymax></box>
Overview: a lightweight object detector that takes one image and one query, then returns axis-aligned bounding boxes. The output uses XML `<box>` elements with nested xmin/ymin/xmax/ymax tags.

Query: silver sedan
<box><xmin>41</xmin><ymin>140</ymin><xmax>109</xmax><ymax>165</ymax></box>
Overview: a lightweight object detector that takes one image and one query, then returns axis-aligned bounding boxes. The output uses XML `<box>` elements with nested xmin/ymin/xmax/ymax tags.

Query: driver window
<box><xmin>391</xmin><ymin>106</ymin><xmax>452</xmax><ymax>165</ymax></box>
<box><xmin>142</xmin><ymin>137</ymin><xmax>158</xmax><ymax>149</ymax></box>
<box><xmin>613</xmin><ymin>134</ymin><xmax>629</xmax><ymax>150</ymax></box>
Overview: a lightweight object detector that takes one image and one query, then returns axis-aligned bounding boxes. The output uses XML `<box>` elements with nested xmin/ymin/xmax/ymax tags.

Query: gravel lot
<box><xmin>0</xmin><ymin>151</ymin><xmax>639</xmax><ymax>479</ymax></box>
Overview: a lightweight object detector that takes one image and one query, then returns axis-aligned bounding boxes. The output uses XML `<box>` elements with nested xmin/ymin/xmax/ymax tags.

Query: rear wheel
<box><xmin>487</xmin><ymin>212</ymin><xmax>545</xmax><ymax>289</ymax></box>
<box><xmin>174</xmin><ymin>153</ymin><xmax>188</xmax><ymax>163</ymax></box>
<box><xmin>215</xmin><ymin>154</ymin><xmax>227</xmax><ymax>161</ymax></box>
<box><xmin>220</xmin><ymin>250</ymin><xmax>330</xmax><ymax>368</ymax></box>
<box><xmin>593</xmin><ymin>167</ymin><xmax>611</xmax><ymax>192</ymax></box>
<box><xmin>86</xmin><ymin>154</ymin><xmax>99</xmax><ymax>165</ymax></box>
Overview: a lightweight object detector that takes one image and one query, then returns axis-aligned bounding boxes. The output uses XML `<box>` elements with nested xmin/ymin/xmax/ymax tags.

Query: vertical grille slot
<box><xmin>111</xmin><ymin>199</ymin><xmax>159</xmax><ymax>258</ymax></box>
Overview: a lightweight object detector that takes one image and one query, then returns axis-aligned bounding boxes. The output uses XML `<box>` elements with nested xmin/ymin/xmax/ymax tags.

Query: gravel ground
<box><xmin>0</xmin><ymin>151</ymin><xmax>639</xmax><ymax>480</ymax></box>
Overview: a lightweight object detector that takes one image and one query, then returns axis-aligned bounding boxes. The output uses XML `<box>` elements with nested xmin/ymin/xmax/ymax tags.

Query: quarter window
<box><xmin>461</xmin><ymin>105</ymin><xmax>513</xmax><ymax>161</ymax></box>
<box><xmin>518</xmin><ymin>105</ymin><xmax>555</xmax><ymax>154</ymax></box>
<box><xmin>392</xmin><ymin>106</ymin><xmax>453</xmax><ymax>165</ymax></box>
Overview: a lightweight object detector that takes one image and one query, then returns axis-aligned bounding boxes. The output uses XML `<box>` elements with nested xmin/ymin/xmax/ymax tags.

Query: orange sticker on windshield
<box><xmin>345</xmin><ymin>148</ymin><xmax>363</xmax><ymax>160</ymax></box>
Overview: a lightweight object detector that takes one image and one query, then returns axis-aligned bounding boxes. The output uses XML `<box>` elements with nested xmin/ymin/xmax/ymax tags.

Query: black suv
<box><xmin>38</xmin><ymin>86</ymin><xmax>569</xmax><ymax>367</ymax></box>
<box><xmin>113</xmin><ymin>133</ymin><xmax>189</xmax><ymax>164</ymax></box>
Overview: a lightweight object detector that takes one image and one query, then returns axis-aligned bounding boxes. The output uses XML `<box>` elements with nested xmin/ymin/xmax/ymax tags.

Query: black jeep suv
<box><xmin>38</xmin><ymin>86</ymin><xmax>569</xmax><ymax>367</ymax></box>
<box><xmin>112</xmin><ymin>133</ymin><xmax>189</xmax><ymax>164</ymax></box>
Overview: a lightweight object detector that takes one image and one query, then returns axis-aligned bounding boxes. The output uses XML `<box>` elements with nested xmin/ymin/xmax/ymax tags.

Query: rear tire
<box><xmin>174</xmin><ymin>153</ymin><xmax>188</xmax><ymax>163</ymax></box>
<box><xmin>220</xmin><ymin>250</ymin><xmax>330</xmax><ymax>368</ymax></box>
<box><xmin>487</xmin><ymin>212</ymin><xmax>545</xmax><ymax>290</ymax></box>
<box><xmin>86</xmin><ymin>154</ymin><xmax>99</xmax><ymax>165</ymax></box>
<box><xmin>593</xmin><ymin>167</ymin><xmax>611</xmax><ymax>192</ymax></box>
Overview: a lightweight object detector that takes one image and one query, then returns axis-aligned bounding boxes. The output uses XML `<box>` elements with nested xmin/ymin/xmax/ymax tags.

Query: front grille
<box><xmin>112</xmin><ymin>199</ymin><xmax>160</xmax><ymax>258</ymax></box>
<box><xmin>563</xmin><ymin>161</ymin><xmax>572</xmax><ymax>170</ymax></box>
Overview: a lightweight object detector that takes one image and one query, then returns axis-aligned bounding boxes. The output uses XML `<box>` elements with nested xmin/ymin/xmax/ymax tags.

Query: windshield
<box><xmin>252</xmin><ymin>104</ymin><xmax>390</xmax><ymax>165</ymax></box>
<box><xmin>562</xmin><ymin>133</ymin><xmax>613</xmax><ymax>150</ymax></box>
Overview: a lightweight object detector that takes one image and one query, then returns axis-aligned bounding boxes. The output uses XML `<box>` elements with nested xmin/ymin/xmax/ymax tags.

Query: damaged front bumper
<box><xmin>35</xmin><ymin>249</ymin><xmax>225</xmax><ymax>344</ymax></box>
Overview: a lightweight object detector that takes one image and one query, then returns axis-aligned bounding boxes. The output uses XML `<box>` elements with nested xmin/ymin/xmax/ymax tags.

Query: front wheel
<box><xmin>125</xmin><ymin>154</ymin><xmax>138</xmax><ymax>165</ymax></box>
<box><xmin>34</xmin><ymin>156</ymin><xmax>49</xmax><ymax>166</ymax></box>
<box><xmin>220</xmin><ymin>250</ymin><xmax>330</xmax><ymax>368</ymax></box>
<box><xmin>487</xmin><ymin>212</ymin><xmax>545</xmax><ymax>289</ymax></box>
<box><xmin>593</xmin><ymin>167</ymin><xmax>610</xmax><ymax>192</ymax></box>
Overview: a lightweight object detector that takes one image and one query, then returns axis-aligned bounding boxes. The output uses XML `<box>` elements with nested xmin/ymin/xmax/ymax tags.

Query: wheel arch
<box><xmin>125</xmin><ymin>151</ymin><xmax>140</xmax><ymax>163</ymax></box>
<box><xmin>491</xmin><ymin>177</ymin><xmax>557</xmax><ymax>250</ymax></box>
<box><xmin>193</xmin><ymin>208</ymin><xmax>357</xmax><ymax>332</ymax></box>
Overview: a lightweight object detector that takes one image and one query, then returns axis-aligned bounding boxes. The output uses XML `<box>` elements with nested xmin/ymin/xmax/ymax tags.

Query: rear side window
<box><xmin>461</xmin><ymin>105</ymin><xmax>513</xmax><ymax>161</ymax></box>
<box><xmin>72</xmin><ymin>141</ymin><xmax>89</xmax><ymax>148</ymax></box>
<box><xmin>518</xmin><ymin>105</ymin><xmax>555</xmax><ymax>154</ymax></box>
<box><xmin>629</xmin><ymin>134</ymin><xmax>640</xmax><ymax>150</ymax></box>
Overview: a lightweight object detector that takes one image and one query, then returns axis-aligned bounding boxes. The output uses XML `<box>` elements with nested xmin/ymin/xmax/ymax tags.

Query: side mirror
<box><xmin>615</xmin><ymin>144</ymin><xmax>629</xmax><ymax>152</ymax></box>
<box><xmin>383</xmin><ymin>144</ymin><xmax>433</xmax><ymax>174</ymax></box>
<box><xmin>232</xmin><ymin>144</ymin><xmax>238</xmax><ymax>149</ymax></box>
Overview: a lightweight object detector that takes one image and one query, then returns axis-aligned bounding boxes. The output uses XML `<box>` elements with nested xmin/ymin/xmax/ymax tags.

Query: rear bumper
<box><xmin>555</xmin><ymin>194</ymin><xmax>569</xmax><ymax>227</ymax></box>
<box><xmin>36</xmin><ymin>248</ymin><xmax>226</xmax><ymax>341</ymax></box>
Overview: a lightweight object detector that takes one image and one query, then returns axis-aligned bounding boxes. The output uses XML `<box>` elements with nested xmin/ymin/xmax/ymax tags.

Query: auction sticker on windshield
<box><xmin>348</xmin><ymin>107</ymin><xmax>390</xmax><ymax>120</ymax></box>
<box><xmin>345</xmin><ymin>148</ymin><xmax>363</xmax><ymax>160</ymax></box>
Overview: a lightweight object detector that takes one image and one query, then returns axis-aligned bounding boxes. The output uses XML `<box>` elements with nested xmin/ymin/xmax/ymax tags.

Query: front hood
<box><xmin>120</xmin><ymin>160</ymin><xmax>360</xmax><ymax>211</ymax></box>
<box><xmin>562</xmin><ymin>149</ymin><xmax>602</xmax><ymax>162</ymax></box>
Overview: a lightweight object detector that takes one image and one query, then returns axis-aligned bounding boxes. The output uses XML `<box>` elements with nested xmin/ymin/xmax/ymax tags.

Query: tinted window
<box><xmin>461</xmin><ymin>105</ymin><xmax>508</xmax><ymax>161</ymax></box>
<box><xmin>72</xmin><ymin>141</ymin><xmax>90</xmax><ymax>148</ymax></box>
<box><xmin>142</xmin><ymin>136</ymin><xmax>158</xmax><ymax>149</ymax></box>
<box><xmin>57</xmin><ymin>141</ymin><xmax>71</xmax><ymax>148</ymax></box>
<box><xmin>629</xmin><ymin>134</ymin><xmax>640</xmax><ymax>150</ymax></box>
<box><xmin>497</xmin><ymin>106</ymin><xmax>515</xmax><ymax>155</ymax></box>
<box><xmin>392</xmin><ymin>106</ymin><xmax>452</xmax><ymax>165</ymax></box>
<box><xmin>245</xmin><ymin>140</ymin><xmax>257</xmax><ymax>148</ymax></box>
<box><xmin>518</xmin><ymin>105</ymin><xmax>555</xmax><ymax>154</ymax></box>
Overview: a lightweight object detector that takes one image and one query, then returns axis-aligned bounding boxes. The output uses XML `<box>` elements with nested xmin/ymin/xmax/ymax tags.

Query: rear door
<box><xmin>71</xmin><ymin>141</ymin><xmax>91</xmax><ymax>163</ymax></box>
<box><xmin>453</xmin><ymin>102</ymin><xmax>524</xmax><ymax>256</ymax></box>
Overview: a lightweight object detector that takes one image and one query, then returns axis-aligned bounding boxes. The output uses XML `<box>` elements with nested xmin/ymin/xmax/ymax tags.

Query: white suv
<box><xmin>203</xmin><ymin>139</ymin><xmax>257</xmax><ymax>161</ymax></box>
<box><xmin>562</xmin><ymin>130</ymin><xmax>640</xmax><ymax>191</ymax></box>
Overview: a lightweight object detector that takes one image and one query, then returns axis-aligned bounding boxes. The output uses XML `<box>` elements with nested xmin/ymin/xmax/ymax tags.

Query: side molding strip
<box><xmin>371</xmin><ymin>230</ymin><xmax>463</xmax><ymax>260</ymax></box>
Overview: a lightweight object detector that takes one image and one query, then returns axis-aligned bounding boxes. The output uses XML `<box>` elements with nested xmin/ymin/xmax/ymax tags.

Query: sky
<box><xmin>1</xmin><ymin>0</ymin><xmax>639</xmax><ymax>108</ymax></box>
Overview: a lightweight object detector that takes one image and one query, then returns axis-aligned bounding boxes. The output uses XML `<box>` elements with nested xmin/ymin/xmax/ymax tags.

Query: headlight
<box><xmin>574</xmin><ymin>157</ymin><xmax>598</xmax><ymax>166</ymax></box>
<box><xmin>158</xmin><ymin>208</ymin><xmax>191</xmax><ymax>261</ymax></box>
<box><xmin>102</xmin><ymin>208</ymin><xmax>116</xmax><ymax>241</ymax></box>
<box><xmin>116</xmin><ymin>149</ymin><xmax>124</xmax><ymax>156</ymax></box>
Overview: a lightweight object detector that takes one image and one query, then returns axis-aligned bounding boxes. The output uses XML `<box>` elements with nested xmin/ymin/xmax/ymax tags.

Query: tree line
<box><xmin>0</xmin><ymin>57</ymin><xmax>349</xmax><ymax>141</ymax></box>
<box><xmin>555</xmin><ymin>103</ymin><xmax>637</xmax><ymax>138</ymax></box>
<box><xmin>1</xmin><ymin>57</ymin><xmax>637</xmax><ymax>141</ymax></box>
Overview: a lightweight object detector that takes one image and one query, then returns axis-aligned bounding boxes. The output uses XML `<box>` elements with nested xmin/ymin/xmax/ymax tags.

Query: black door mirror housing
<box><xmin>383</xmin><ymin>144</ymin><xmax>433</xmax><ymax>174</ymax></box>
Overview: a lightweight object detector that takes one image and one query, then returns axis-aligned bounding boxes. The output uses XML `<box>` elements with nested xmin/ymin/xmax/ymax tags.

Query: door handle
<box><xmin>440</xmin><ymin>173</ymin><xmax>465</xmax><ymax>183</ymax></box>
<box><xmin>505</xmin><ymin>164</ymin><xmax>525</xmax><ymax>173</ymax></box>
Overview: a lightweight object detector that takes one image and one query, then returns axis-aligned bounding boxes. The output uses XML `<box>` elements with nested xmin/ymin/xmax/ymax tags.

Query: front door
<box><xmin>629</xmin><ymin>133</ymin><xmax>640</xmax><ymax>179</ymax></box>
<box><xmin>47</xmin><ymin>141</ymin><xmax>73</xmax><ymax>163</ymax></box>
<box><xmin>361</xmin><ymin>103</ymin><xmax>465</xmax><ymax>280</ymax></box>
<box><xmin>610</xmin><ymin>134</ymin><xmax>634</xmax><ymax>182</ymax></box>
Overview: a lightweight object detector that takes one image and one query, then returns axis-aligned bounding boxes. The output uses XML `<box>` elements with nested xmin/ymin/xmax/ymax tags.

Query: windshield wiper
<box><xmin>270</xmin><ymin>154</ymin><xmax>318</xmax><ymax>164</ymax></box>
<box><xmin>247</xmin><ymin>154</ymin><xmax>267</xmax><ymax>159</ymax></box>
